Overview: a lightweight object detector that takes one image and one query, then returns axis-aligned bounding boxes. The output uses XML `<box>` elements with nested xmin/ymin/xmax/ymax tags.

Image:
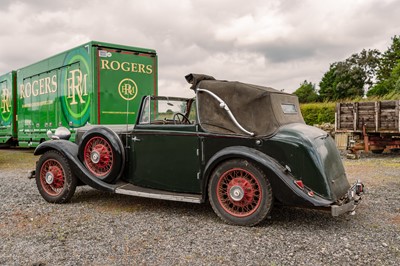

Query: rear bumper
<box><xmin>331</xmin><ymin>180</ymin><xmax>364</xmax><ymax>216</ymax></box>
<box><xmin>331</xmin><ymin>199</ymin><xmax>358</xmax><ymax>216</ymax></box>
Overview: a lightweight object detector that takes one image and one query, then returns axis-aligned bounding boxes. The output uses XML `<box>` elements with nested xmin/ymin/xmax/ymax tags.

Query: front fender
<box><xmin>203</xmin><ymin>146</ymin><xmax>332</xmax><ymax>207</ymax></box>
<box><xmin>35</xmin><ymin>139</ymin><xmax>78</xmax><ymax>156</ymax></box>
<box><xmin>34</xmin><ymin>140</ymin><xmax>118</xmax><ymax>193</ymax></box>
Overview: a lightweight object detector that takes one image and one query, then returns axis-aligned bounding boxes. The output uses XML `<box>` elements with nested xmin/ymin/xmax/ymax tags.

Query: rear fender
<box><xmin>34</xmin><ymin>140</ymin><xmax>118</xmax><ymax>193</ymax></box>
<box><xmin>202</xmin><ymin>146</ymin><xmax>332</xmax><ymax>207</ymax></box>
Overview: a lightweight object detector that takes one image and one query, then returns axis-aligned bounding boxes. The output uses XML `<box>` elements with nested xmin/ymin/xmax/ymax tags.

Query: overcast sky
<box><xmin>1</xmin><ymin>0</ymin><xmax>399</xmax><ymax>97</ymax></box>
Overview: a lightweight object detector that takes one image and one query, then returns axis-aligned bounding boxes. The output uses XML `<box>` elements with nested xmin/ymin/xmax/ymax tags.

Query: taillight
<box><xmin>294</xmin><ymin>180</ymin><xmax>304</xmax><ymax>189</ymax></box>
<box><xmin>294</xmin><ymin>180</ymin><xmax>315</xmax><ymax>197</ymax></box>
<box><xmin>356</xmin><ymin>183</ymin><xmax>363</xmax><ymax>194</ymax></box>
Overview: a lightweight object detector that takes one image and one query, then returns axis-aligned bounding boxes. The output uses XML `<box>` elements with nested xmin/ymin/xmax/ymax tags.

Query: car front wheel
<box><xmin>208</xmin><ymin>159</ymin><xmax>273</xmax><ymax>226</ymax></box>
<box><xmin>78</xmin><ymin>127</ymin><xmax>124</xmax><ymax>183</ymax></box>
<box><xmin>35</xmin><ymin>150</ymin><xmax>77</xmax><ymax>203</ymax></box>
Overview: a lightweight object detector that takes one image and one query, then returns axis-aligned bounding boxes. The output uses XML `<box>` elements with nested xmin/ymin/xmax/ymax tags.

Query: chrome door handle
<box><xmin>132</xmin><ymin>136</ymin><xmax>141</xmax><ymax>142</ymax></box>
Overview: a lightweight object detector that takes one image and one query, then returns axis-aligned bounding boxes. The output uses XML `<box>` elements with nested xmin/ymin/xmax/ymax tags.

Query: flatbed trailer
<box><xmin>335</xmin><ymin>100</ymin><xmax>400</xmax><ymax>154</ymax></box>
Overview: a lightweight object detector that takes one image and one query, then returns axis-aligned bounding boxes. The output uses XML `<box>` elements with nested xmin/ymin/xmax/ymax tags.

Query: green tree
<box><xmin>319</xmin><ymin>62</ymin><xmax>364</xmax><ymax>101</ymax></box>
<box><xmin>347</xmin><ymin>49</ymin><xmax>380</xmax><ymax>91</ymax></box>
<box><xmin>293</xmin><ymin>80</ymin><xmax>319</xmax><ymax>103</ymax></box>
<box><xmin>368</xmin><ymin>36</ymin><xmax>400</xmax><ymax>97</ymax></box>
<box><xmin>319</xmin><ymin>49</ymin><xmax>380</xmax><ymax>101</ymax></box>
<box><xmin>318</xmin><ymin>65</ymin><xmax>337</xmax><ymax>101</ymax></box>
<box><xmin>377</xmin><ymin>35</ymin><xmax>400</xmax><ymax>82</ymax></box>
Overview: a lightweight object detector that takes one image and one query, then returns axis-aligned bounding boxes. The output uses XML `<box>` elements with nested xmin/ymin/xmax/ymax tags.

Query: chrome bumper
<box><xmin>331</xmin><ymin>180</ymin><xmax>364</xmax><ymax>217</ymax></box>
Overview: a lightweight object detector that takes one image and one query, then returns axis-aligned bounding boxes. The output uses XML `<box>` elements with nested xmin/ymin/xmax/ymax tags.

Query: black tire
<box><xmin>35</xmin><ymin>150</ymin><xmax>77</xmax><ymax>203</ymax></box>
<box><xmin>78</xmin><ymin>127</ymin><xmax>124</xmax><ymax>183</ymax></box>
<box><xmin>208</xmin><ymin>159</ymin><xmax>273</xmax><ymax>226</ymax></box>
<box><xmin>371</xmin><ymin>149</ymin><xmax>384</xmax><ymax>154</ymax></box>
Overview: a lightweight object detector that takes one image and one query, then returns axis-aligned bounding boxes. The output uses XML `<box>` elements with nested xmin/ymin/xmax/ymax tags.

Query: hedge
<box><xmin>300</xmin><ymin>102</ymin><xmax>335</xmax><ymax>125</ymax></box>
<box><xmin>298</xmin><ymin>94</ymin><xmax>400</xmax><ymax>126</ymax></box>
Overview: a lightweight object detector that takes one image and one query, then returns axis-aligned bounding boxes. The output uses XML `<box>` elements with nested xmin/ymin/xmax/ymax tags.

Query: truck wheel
<box><xmin>78</xmin><ymin>127</ymin><xmax>124</xmax><ymax>183</ymax></box>
<box><xmin>36</xmin><ymin>150</ymin><xmax>77</xmax><ymax>203</ymax></box>
<box><xmin>371</xmin><ymin>149</ymin><xmax>384</xmax><ymax>154</ymax></box>
<box><xmin>208</xmin><ymin>159</ymin><xmax>273</xmax><ymax>226</ymax></box>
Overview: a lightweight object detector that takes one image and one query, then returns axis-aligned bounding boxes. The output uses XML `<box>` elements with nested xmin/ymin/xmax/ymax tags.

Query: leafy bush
<box><xmin>300</xmin><ymin>102</ymin><xmax>335</xmax><ymax>125</ymax></box>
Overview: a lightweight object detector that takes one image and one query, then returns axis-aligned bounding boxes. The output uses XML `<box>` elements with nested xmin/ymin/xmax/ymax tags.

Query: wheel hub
<box><xmin>45</xmin><ymin>172</ymin><xmax>54</xmax><ymax>185</ymax></box>
<box><xmin>229</xmin><ymin>185</ymin><xmax>245</xmax><ymax>201</ymax></box>
<box><xmin>90</xmin><ymin>150</ymin><xmax>100</xmax><ymax>164</ymax></box>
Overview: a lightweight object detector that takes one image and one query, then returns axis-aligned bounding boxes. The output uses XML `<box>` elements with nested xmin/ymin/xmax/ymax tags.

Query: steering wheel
<box><xmin>173</xmin><ymin>113</ymin><xmax>191</xmax><ymax>124</ymax></box>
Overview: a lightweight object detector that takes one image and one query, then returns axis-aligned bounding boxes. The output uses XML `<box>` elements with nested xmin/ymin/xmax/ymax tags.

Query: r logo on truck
<box><xmin>1</xmin><ymin>88</ymin><xmax>11</xmax><ymax>113</ymax></box>
<box><xmin>61</xmin><ymin>49</ymin><xmax>92</xmax><ymax>127</ymax></box>
<box><xmin>118</xmin><ymin>78</ymin><xmax>138</xmax><ymax>101</ymax></box>
<box><xmin>67</xmin><ymin>69</ymin><xmax>88</xmax><ymax>105</ymax></box>
<box><xmin>1</xmin><ymin>86</ymin><xmax>12</xmax><ymax>124</ymax></box>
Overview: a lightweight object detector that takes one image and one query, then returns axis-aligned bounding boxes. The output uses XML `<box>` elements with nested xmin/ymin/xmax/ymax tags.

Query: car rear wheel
<box><xmin>78</xmin><ymin>127</ymin><xmax>124</xmax><ymax>183</ymax></box>
<box><xmin>35</xmin><ymin>150</ymin><xmax>77</xmax><ymax>203</ymax></box>
<box><xmin>208</xmin><ymin>159</ymin><xmax>273</xmax><ymax>226</ymax></box>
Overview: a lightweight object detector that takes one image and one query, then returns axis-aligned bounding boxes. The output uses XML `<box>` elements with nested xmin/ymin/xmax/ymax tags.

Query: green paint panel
<box><xmin>98</xmin><ymin>48</ymin><xmax>157</xmax><ymax>124</ymax></box>
<box><xmin>131</xmin><ymin>126</ymin><xmax>201</xmax><ymax>193</ymax></box>
<box><xmin>12</xmin><ymin>41</ymin><xmax>157</xmax><ymax>147</ymax></box>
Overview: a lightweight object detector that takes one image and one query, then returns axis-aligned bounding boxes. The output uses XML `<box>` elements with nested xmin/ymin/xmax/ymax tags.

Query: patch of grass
<box><xmin>0</xmin><ymin>148</ymin><xmax>36</xmax><ymax>171</ymax></box>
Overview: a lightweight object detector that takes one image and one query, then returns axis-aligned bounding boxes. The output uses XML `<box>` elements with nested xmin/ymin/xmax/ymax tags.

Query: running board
<box><xmin>115</xmin><ymin>183</ymin><xmax>203</xmax><ymax>203</ymax></box>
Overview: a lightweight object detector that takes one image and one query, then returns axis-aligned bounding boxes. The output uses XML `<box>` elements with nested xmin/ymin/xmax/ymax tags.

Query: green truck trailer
<box><xmin>0</xmin><ymin>41</ymin><xmax>157</xmax><ymax>147</ymax></box>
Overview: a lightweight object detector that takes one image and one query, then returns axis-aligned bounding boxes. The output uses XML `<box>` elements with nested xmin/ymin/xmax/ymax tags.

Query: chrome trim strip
<box><xmin>196</xmin><ymin>88</ymin><xmax>255</xmax><ymax>136</ymax></box>
<box><xmin>115</xmin><ymin>188</ymin><xmax>202</xmax><ymax>203</ymax></box>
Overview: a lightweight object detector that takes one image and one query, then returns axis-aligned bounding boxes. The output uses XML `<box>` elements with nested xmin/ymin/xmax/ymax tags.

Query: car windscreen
<box><xmin>139</xmin><ymin>97</ymin><xmax>195</xmax><ymax>125</ymax></box>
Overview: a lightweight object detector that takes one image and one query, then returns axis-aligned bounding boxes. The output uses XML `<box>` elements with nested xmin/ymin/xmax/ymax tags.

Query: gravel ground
<box><xmin>0</xmin><ymin>149</ymin><xmax>399</xmax><ymax>265</ymax></box>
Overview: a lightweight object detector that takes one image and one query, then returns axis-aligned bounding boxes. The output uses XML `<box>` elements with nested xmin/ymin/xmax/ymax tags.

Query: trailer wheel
<box><xmin>36</xmin><ymin>150</ymin><xmax>77</xmax><ymax>203</ymax></box>
<box><xmin>78</xmin><ymin>127</ymin><xmax>125</xmax><ymax>183</ymax></box>
<box><xmin>371</xmin><ymin>149</ymin><xmax>384</xmax><ymax>154</ymax></box>
<box><xmin>208</xmin><ymin>159</ymin><xmax>273</xmax><ymax>226</ymax></box>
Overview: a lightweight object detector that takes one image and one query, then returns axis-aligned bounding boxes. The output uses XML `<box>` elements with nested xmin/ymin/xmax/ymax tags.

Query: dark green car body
<box><xmin>124</xmin><ymin>115</ymin><xmax>347</xmax><ymax>205</ymax></box>
<box><xmin>33</xmin><ymin>74</ymin><xmax>363</xmax><ymax>226</ymax></box>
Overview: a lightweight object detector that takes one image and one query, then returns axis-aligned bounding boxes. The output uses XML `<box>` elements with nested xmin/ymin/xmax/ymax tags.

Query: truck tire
<box><xmin>36</xmin><ymin>150</ymin><xmax>77</xmax><ymax>203</ymax></box>
<box><xmin>78</xmin><ymin>127</ymin><xmax>125</xmax><ymax>183</ymax></box>
<box><xmin>208</xmin><ymin>159</ymin><xmax>273</xmax><ymax>226</ymax></box>
<box><xmin>371</xmin><ymin>149</ymin><xmax>384</xmax><ymax>154</ymax></box>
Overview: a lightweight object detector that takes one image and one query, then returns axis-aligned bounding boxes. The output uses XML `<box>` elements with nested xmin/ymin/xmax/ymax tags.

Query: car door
<box><xmin>127</xmin><ymin>97</ymin><xmax>202</xmax><ymax>194</ymax></box>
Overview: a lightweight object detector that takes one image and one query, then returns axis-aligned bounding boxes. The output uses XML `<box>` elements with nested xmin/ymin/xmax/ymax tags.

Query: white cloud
<box><xmin>0</xmin><ymin>0</ymin><xmax>399</xmax><ymax>95</ymax></box>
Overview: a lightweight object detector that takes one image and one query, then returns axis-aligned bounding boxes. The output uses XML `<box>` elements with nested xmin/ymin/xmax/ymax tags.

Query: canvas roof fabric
<box><xmin>185</xmin><ymin>74</ymin><xmax>305</xmax><ymax>137</ymax></box>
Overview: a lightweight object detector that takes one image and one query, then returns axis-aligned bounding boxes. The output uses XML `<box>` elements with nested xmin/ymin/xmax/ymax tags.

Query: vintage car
<box><xmin>33</xmin><ymin>74</ymin><xmax>364</xmax><ymax>226</ymax></box>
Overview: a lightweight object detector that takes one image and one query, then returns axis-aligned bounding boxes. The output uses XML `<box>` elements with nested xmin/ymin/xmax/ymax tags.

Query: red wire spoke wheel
<box><xmin>39</xmin><ymin>159</ymin><xmax>65</xmax><ymax>196</ymax></box>
<box><xmin>83</xmin><ymin>136</ymin><xmax>113</xmax><ymax>177</ymax></box>
<box><xmin>78</xmin><ymin>127</ymin><xmax>125</xmax><ymax>183</ymax></box>
<box><xmin>209</xmin><ymin>159</ymin><xmax>273</xmax><ymax>226</ymax></box>
<box><xmin>35</xmin><ymin>150</ymin><xmax>77</xmax><ymax>203</ymax></box>
<box><xmin>217</xmin><ymin>168</ymin><xmax>261</xmax><ymax>217</ymax></box>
